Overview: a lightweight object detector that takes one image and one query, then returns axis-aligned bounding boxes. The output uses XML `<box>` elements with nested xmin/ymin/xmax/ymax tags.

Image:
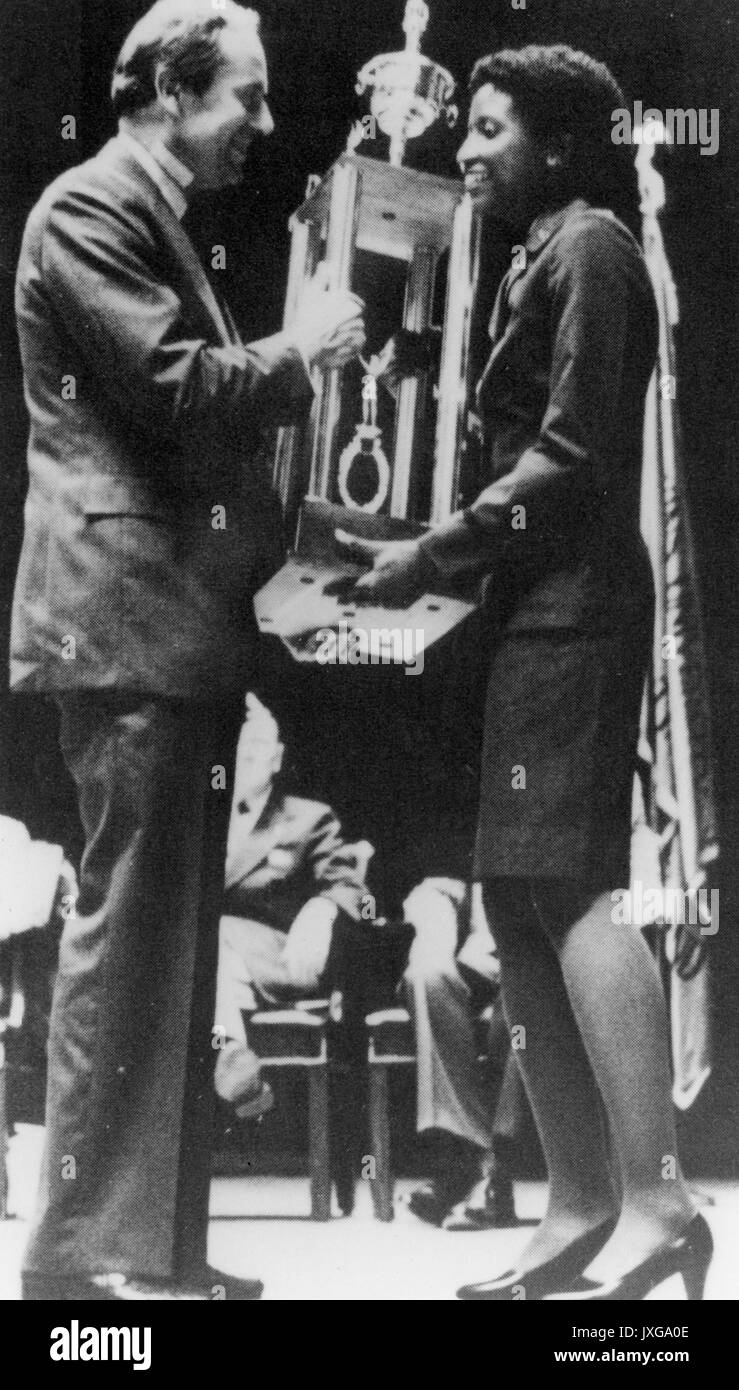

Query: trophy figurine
<box><xmin>254</xmin><ymin>1</ymin><xmax>480</xmax><ymax>663</ymax></box>
<box><xmin>355</xmin><ymin>0</ymin><xmax>457</xmax><ymax>168</ymax></box>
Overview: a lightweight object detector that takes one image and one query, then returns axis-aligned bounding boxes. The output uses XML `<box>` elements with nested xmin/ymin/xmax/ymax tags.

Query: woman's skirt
<box><xmin>473</xmin><ymin>620</ymin><xmax>651</xmax><ymax>889</ymax></box>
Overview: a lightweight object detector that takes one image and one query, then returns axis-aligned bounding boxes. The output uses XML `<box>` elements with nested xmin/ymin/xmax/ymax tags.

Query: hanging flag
<box><xmin>631</xmin><ymin>124</ymin><xmax>720</xmax><ymax>1110</ymax></box>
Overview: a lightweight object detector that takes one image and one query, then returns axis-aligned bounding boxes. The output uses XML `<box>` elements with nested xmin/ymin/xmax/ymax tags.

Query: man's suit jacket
<box><xmin>11</xmin><ymin>135</ymin><xmax>312</xmax><ymax>698</ymax></box>
<box><xmin>223</xmin><ymin>792</ymin><xmax>368</xmax><ymax>931</ymax></box>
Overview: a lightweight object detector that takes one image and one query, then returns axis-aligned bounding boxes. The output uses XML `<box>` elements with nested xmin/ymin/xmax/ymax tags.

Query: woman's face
<box><xmin>457</xmin><ymin>82</ymin><xmax>549</xmax><ymax>228</ymax></box>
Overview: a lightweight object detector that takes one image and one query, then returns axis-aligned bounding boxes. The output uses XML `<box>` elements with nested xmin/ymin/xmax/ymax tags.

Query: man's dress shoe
<box><xmin>189</xmin><ymin>1266</ymin><xmax>264</xmax><ymax>1301</ymax></box>
<box><xmin>445</xmin><ymin>1173</ymin><xmax>517</xmax><ymax>1231</ymax></box>
<box><xmin>214</xmin><ymin>1040</ymin><xmax>274</xmax><ymax>1121</ymax></box>
<box><xmin>407</xmin><ymin>1155</ymin><xmax>481</xmax><ymax>1228</ymax></box>
<box><xmin>22</xmin><ymin>1268</ymin><xmax>263</xmax><ymax>1301</ymax></box>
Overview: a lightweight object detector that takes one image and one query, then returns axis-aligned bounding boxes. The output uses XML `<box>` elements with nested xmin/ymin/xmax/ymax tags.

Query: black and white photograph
<box><xmin>0</xmin><ymin>0</ymin><xmax>737</xmax><ymax>1332</ymax></box>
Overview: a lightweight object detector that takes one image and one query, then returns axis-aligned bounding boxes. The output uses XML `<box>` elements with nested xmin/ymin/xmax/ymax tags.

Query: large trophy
<box><xmin>255</xmin><ymin>1</ymin><xmax>480</xmax><ymax>663</ymax></box>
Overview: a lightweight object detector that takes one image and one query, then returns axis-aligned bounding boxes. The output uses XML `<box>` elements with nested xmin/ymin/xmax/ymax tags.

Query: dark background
<box><xmin>0</xmin><ymin>0</ymin><xmax>736</xmax><ymax>1173</ymax></box>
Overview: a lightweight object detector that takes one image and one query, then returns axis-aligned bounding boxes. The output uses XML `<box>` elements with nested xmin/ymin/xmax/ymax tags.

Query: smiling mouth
<box><xmin>463</xmin><ymin>167</ymin><xmax>492</xmax><ymax>191</ymax></box>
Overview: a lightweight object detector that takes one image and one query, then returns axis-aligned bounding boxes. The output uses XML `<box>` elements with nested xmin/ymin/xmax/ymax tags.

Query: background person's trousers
<box><xmin>23</xmin><ymin>692</ymin><xmax>240</xmax><ymax>1280</ymax></box>
<box><xmin>215</xmin><ymin>916</ymin><xmax>325</xmax><ymax>1039</ymax></box>
<box><xmin>404</xmin><ymin>934</ymin><xmax>527</xmax><ymax>1154</ymax></box>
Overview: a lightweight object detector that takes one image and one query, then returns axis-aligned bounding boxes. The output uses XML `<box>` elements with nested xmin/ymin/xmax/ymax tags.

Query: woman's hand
<box><xmin>370</xmin><ymin>328</ymin><xmax>442</xmax><ymax>397</ymax></box>
<box><xmin>333</xmin><ymin>530</ymin><xmax>430</xmax><ymax>607</ymax></box>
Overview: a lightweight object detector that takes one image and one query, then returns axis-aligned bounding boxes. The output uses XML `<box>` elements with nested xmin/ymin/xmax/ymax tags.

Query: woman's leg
<box><xmin>483</xmin><ymin>878</ymin><xmax>617</xmax><ymax>1270</ymax></box>
<box><xmin>532</xmin><ymin>882</ymin><xmax>695</xmax><ymax>1279</ymax></box>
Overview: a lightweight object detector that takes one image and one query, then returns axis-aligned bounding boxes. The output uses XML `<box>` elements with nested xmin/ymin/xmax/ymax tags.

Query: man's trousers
<box><xmin>23</xmin><ymin>692</ymin><xmax>241</xmax><ymax>1280</ymax></box>
<box><xmin>404</xmin><ymin>927</ymin><xmax>526</xmax><ymax>1154</ymax></box>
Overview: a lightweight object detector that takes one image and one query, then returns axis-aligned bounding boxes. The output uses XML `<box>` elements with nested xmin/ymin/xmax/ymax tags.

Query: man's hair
<box><xmin>111</xmin><ymin>0</ymin><xmax>261</xmax><ymax>119</ymax></box>
<box><xmin>469</xmin><ymin>44</ymin><xmax>638</xmax><ymax>224</ymax></box>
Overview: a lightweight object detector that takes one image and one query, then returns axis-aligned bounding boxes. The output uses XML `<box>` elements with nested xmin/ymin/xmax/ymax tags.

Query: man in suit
<box><xmin>11</xmin><ymin>0</ymin><xmax>364</xmax><ymax>1301</ymax></box>
<box><xmin>214</xmin><ymin>695</ymin><xmax>369</xmax><ymax>1115</ymax></box>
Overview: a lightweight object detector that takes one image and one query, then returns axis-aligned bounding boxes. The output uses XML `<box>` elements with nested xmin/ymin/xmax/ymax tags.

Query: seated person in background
<box><xmin>403</xmin><ymin>878</ymin><xmax>527</xmax><ymax>1230</ymax></box>
<box><xmin>0</xmin><ymin>817</ymin><xmax>77</xmax><ymax>943</ymax></box>
<box><xmin>214</xmin><ymin>695</ymin><xmax>369</xmax><ymax>1116</ymax></box>
<box><xmin>1</xmin><ymin>817</ymin><xmax>79</xmax><ymax>1130</ymax></box>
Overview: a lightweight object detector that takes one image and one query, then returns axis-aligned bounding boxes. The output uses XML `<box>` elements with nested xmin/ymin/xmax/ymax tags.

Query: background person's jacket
<box><xmin>223</xmin><ymin>792</ymin><xmax>369</xmax><ymax>930</ymax></box>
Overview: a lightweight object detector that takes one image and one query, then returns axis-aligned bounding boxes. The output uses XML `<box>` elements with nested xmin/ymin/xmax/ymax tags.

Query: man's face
<box><xmin>233</xmin><ymin>727</ymin><xmax>283</xmax><ymax>807</ymax></box>
<box><xmin>168</xmin><ymin>25</ymin><xmax>273</xmax><ymax>190</ymax></box>
<box><xmin>457</xmin><ymin>84</ymin><xmax>544</xmax><ymax>227</ymax></box>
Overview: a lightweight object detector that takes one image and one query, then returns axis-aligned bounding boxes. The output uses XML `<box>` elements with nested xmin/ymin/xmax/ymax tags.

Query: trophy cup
<box><xmin>254</xmin><ymin>0</ymin><xmax>481</xmax><ymax>663</ymax></box>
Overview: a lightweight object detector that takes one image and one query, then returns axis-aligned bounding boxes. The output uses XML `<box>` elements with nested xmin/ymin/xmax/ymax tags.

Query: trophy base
<box><xmin>254</xmin><ymin>498</ymin><xmax>476</xmax><ymax>665</ymax></box>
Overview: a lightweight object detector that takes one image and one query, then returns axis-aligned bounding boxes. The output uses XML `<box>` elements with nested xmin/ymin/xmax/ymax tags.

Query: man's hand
<box><xmin>403</xmin><ymin>880</ymin><xmax>462</xmax><ymax>962</ymax></box>
<box><xmin>333</xmin><ymin>530</ymin><xmax>431</xmax><ymax>607</ymax></box>
<box><xmin>456</xmin><ymin>930</ymin><xmax>500</xmax><ymax>988</ymax></box>
<box><xmin>290</xmin><ymin>263</ymin><xmax>366</xmax><ymax>375</ymax></box>
<box><xmin>282</xmin><ymin>897</ymin><xmax>337</xmax><ymax>993</ymax></box>
<box><xmin>458</xmin><ymin>883</ymin><xmax>500</xmax><ymax>986</ymax></box>
<box><xmin>404</xmin><ymin>878</ymin><xmax>468</xmax><ymax>917</ymax></box>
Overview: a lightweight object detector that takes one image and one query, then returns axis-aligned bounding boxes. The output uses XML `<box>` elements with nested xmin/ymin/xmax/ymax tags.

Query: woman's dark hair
<box><xmin>469</xmin><ymin>44</ymin><xmax>639</xmax><ymax>229</ymax></box>
<box><xmin>111</xmin><ymin>0</ymin><xmax>260</xmax><ymax>119</ymax></box>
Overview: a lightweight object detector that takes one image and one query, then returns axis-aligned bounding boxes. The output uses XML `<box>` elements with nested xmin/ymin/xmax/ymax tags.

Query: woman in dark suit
<box><xmin>340</xmin><ymin>45</ymin><xmax>711</xmax><ymax>1300</ymax></box>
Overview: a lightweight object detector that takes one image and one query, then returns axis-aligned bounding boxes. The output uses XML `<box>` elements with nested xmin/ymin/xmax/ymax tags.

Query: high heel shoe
<box><xmin>544</xmin><ymin>1213</ymin><xmax>713</xmax><ymax>1302</ymax></box>
<box><xmin>456</xmin><ymin>1217</ymin><xmax>616</xmax><ymax>1301</ymax></box>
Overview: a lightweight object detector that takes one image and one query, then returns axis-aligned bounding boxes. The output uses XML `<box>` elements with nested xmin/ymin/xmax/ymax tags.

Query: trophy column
<box><xmin>431</xmin><ymin>192</ymin><xmax>481</xmax><ymax>524</ymax></box>
<box><xmin>390</xmin><ymin>245</ymin><xmax>436</xmax><ymax>519</ymax></box>
<box><xmin>274</xmin><ymin>211</ymin><xmax>321</xmax><ymax>523</ymax></box>
<box><xmin>308</xmin><ymin>161</ymin><xmax>362</xmax><ymax>500</ymax></box>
